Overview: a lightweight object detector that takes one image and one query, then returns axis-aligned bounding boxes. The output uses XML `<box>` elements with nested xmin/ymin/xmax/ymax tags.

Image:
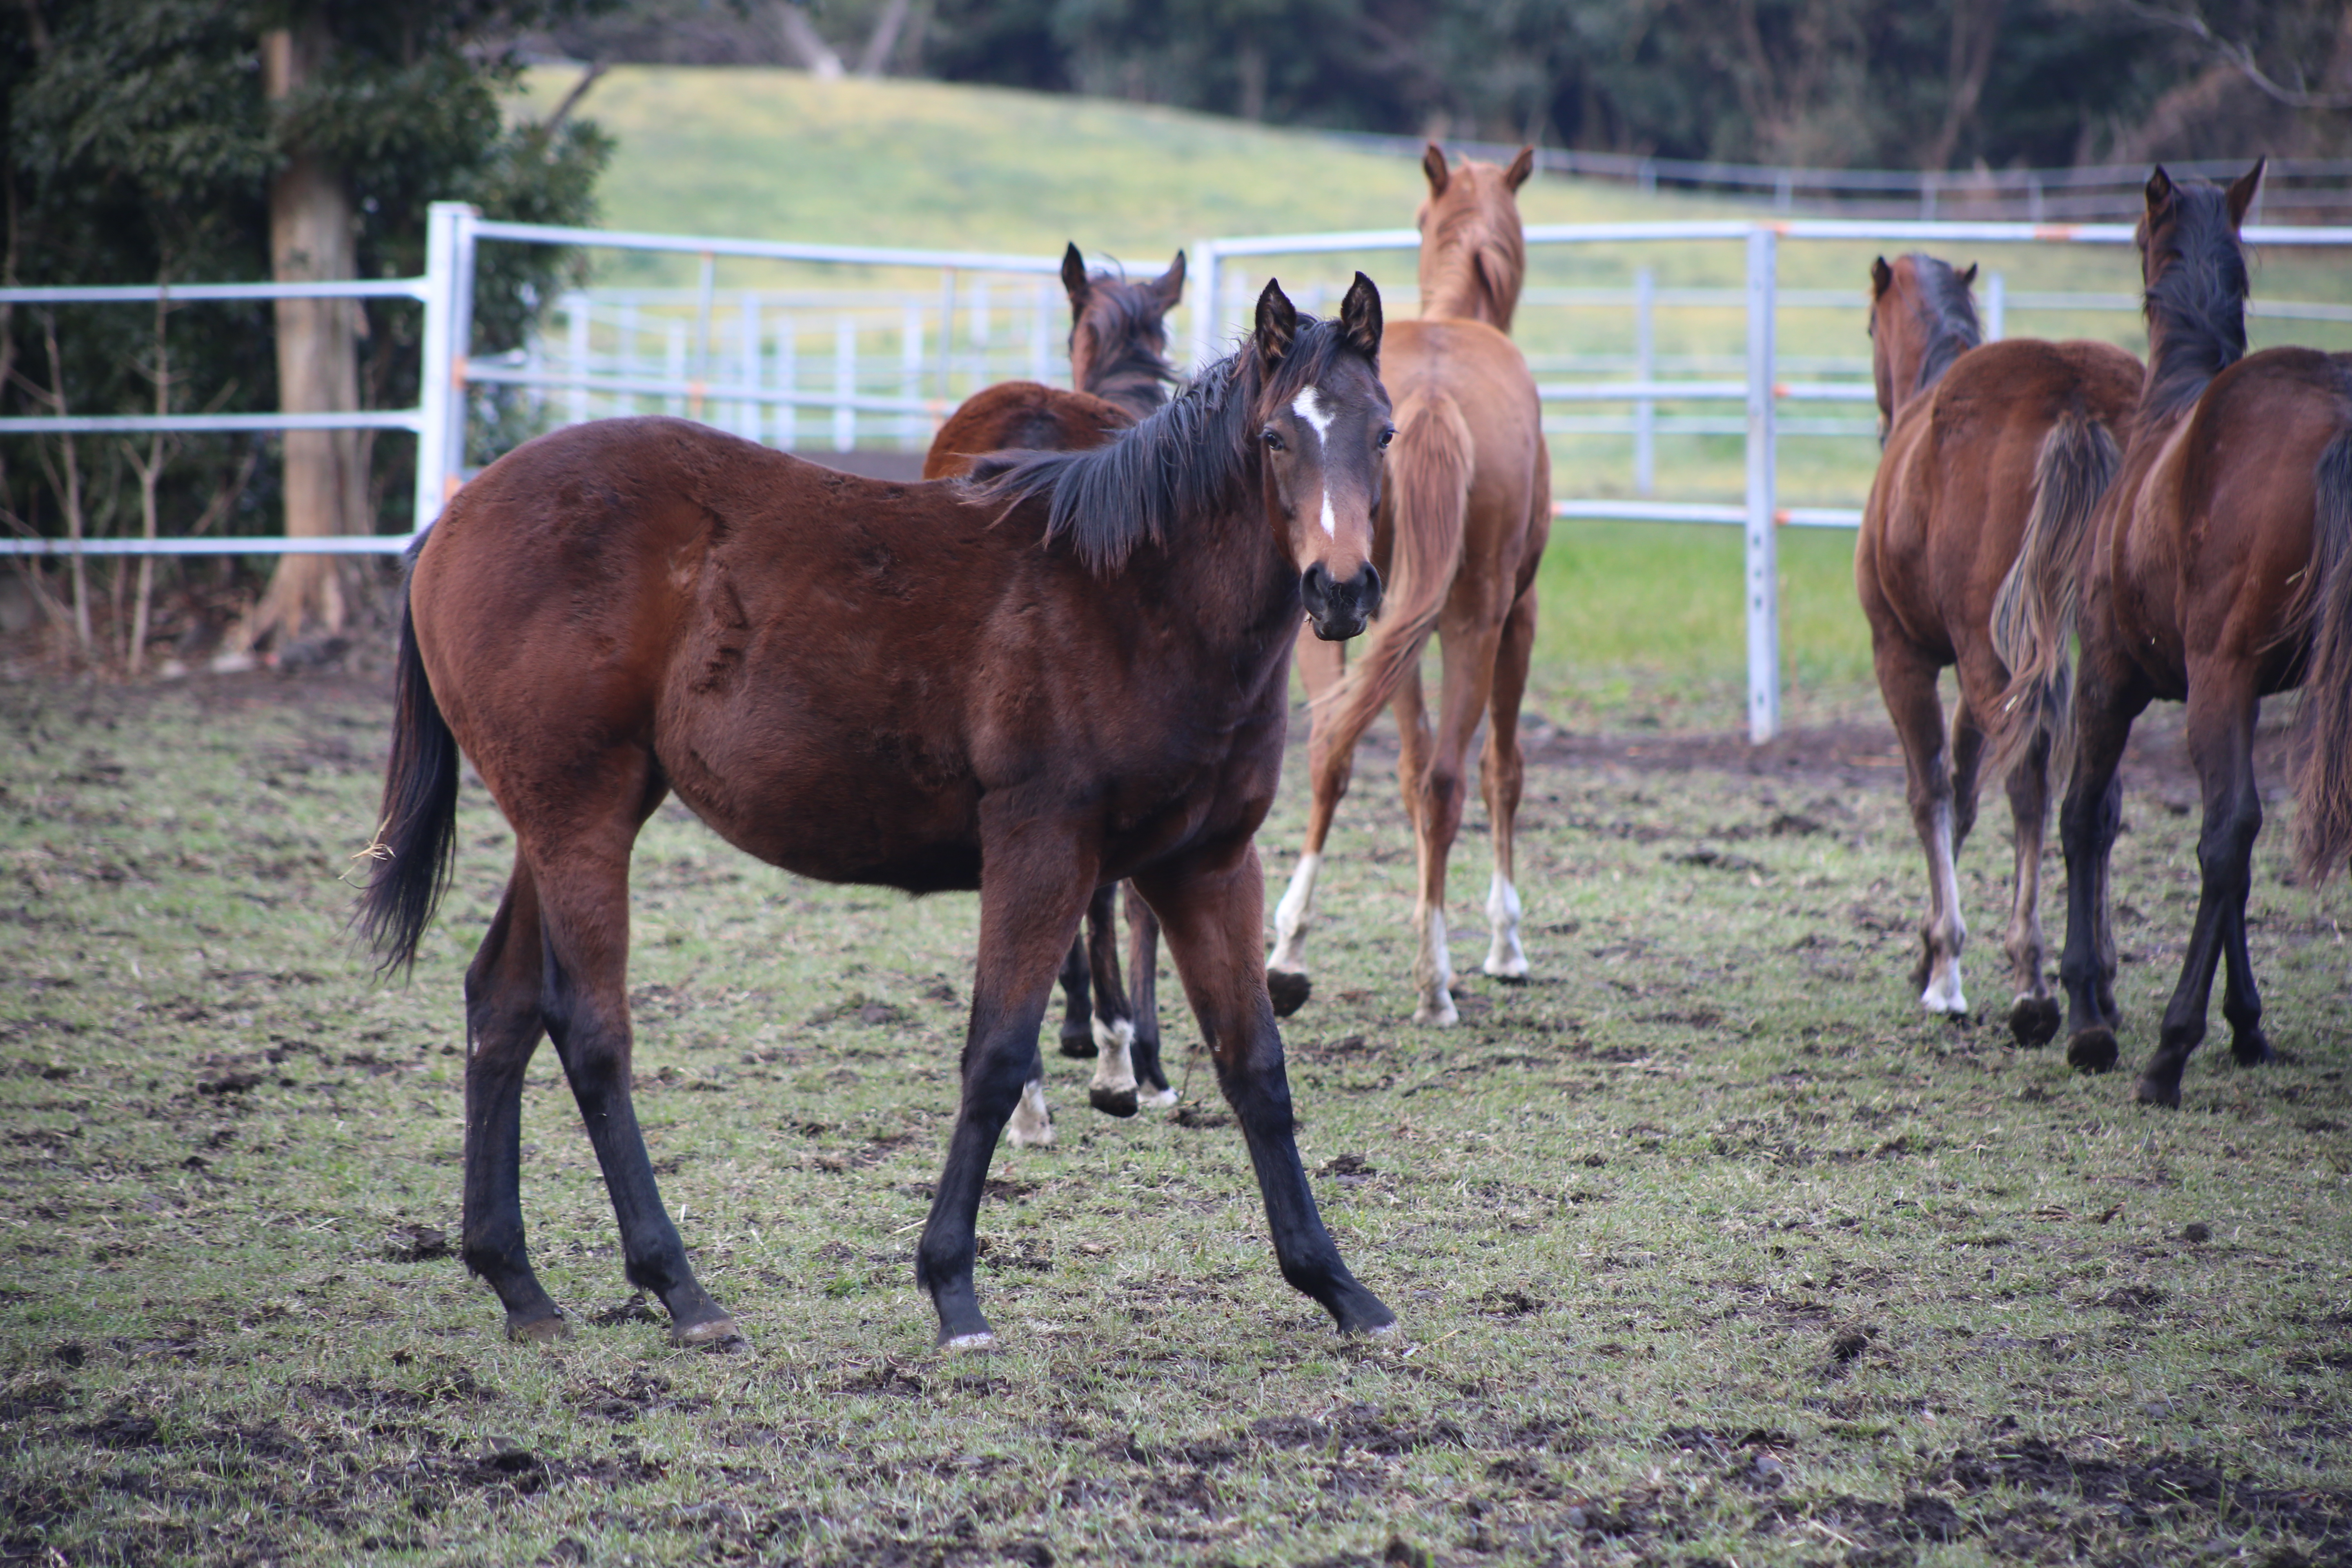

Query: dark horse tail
<box><xmin>1308</xmin><ymin>389</ymin><xmax>1472</xmax><ymax>751</ymax></box>
<box><xmin>355</xmin><ymin>576</ymin><xmax>461</xmax><ymax>974</ymax></box>
<box><xmin>2294</xmin><ymin>419</ymin><xmax>2352</xmax><ymax>883</ymax></box>
<box><xmin>1987</xmin><ymin>403</ymin><xmax>2123</xmax><ymax>783</ymax></box>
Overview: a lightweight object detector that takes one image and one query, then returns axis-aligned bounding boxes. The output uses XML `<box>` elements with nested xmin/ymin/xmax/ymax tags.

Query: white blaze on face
<box><xmin>1290</xmin><ymin>386</ymin><xmax>1339</xmax><ymax>538</ymax></box>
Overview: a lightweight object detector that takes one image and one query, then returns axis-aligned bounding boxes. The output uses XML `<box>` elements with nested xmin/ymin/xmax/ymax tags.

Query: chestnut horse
<box><xmin>1269</xmin><ymin>144</ymin><xmax>1551</xmax><ymax>1025</ymax></box>
<box><xmin>924</xmin><ymin>244</ymin><xmax>1187</xmax><ymax>1136</ymax></box>
<box><xmin>359</xmin><ymin>278</ymin><xmax>1398</xmax><ymax>1350</ymax></box>
<box><xmin>2004</xmin><ymin>162</ymin><xmax>2352</xmax><ymax>1104</ymax></box>
<box><xmin>1856</xmin><ymin>254</ymin><xmax>2140</xmax><ymax>1044</ymax></box>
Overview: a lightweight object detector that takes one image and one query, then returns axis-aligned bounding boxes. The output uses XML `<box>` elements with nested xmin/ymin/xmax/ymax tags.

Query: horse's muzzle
<box><xmin>1301</xmin><ymin>562</ymin><xmax>1382</xmax><ymax>641</ymax></box>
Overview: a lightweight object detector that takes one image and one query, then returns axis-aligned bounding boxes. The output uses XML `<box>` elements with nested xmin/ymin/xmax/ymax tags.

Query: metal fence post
<box><xmin>1633</xmin><ymin>267</ymin><xmax>1656</xmax><ymax>496</ymax></box>
<box><xmin>1985</xmin><ymin>271</ymin><xmax>2005</xmax><ymax>342</ymax></box>
<box><xmin>564</xmin><ymin>290</ymin><xmax>591</xmax><ymax>426</ymax></box>
<box><xmin>1189</xmin><ymin>243</ymin><xmax>1221</xmax><ymax>373</ymax></box>
<box><xmin>412</xmin><ymin>202</ymin><xmax>468</xmax><ymax>532</ymax></box>
<box><xmin>1744</xmin><ymin>225</ymin><xmax>1780</xmax><ymax>744</ymax></box>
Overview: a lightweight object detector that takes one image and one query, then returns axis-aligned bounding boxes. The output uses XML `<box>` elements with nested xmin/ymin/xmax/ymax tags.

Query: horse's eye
<box><xmin>1262</xmin><ymin>429</ymin><xmax>1285</xmax><ymax>451</ymax></box>
<box><xmin>1378</xmin><ymin>427</ymin><xmax>1395</xmax><ymax>449</ymax></box>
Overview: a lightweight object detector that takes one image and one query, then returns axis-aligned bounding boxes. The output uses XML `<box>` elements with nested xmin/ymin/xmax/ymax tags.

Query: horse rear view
<box><xmin>1267</xmin><ymin>144</ymin><xmax>1552</xmax><ymax>1025</ymax></box>
<box><xmin>2013</xmin><ymin>162</ymin><xmax>2352</xmax><ymax>1104</ymax></box>
<box><xmin>922</xmin><ymin>244</ymin><xmax>1188</xmax><ymax>1141</ymax></box>
<box><xmin>1856</xmin><ymin>254</ymin><xmax>2139</xmax><ymax>1043</ymax></box>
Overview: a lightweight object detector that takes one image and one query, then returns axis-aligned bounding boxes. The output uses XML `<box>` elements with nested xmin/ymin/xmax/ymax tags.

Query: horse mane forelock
<box><xmin>1076</xmin><ymin>277</ymin><xmax>1179</xmax><ymax>416</ymax></box>
<box><xmin>964</xmin><ymin>315</ymin><xmax>1359</xmax><ymax>577</ymax></box>
<box><xmin>1423</xmin><ymin>187</ymin><xmax>1526</xmax><ymax>329</ymax></box>
<box><xmin>1905</xmin><ymin>253</ymin><xmax>1982</xmax><ymax>396</ymax></box>
<box><xmin>2139</xmin><ymin>181</ymin><xmax>2250</xmax><ymax>419</ymax></box>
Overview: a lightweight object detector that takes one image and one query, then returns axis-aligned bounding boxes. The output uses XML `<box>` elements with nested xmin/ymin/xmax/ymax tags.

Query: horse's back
<box><xmin>923</xmin><ymin>383</ymin><xmax>1135</xmax><ymax>479</ymax></box>
<box><xmin>2166</xmin><ymin>349</ymin><xmax>2352</xmax><ymax>674</ymax></box>
<box><xmin>1379</xmin><ymin>318</ymin><xmax>1546</xmax><ymax>581</ymax></box>
<box><xmin>1862</xmin><ymin>338</ymin><xmax>2140</xmax><ymax>663</ymax></box>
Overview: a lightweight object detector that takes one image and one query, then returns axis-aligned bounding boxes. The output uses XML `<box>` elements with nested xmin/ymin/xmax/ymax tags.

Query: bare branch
<box><xmin>2112</xmin><ymin>0</ymin><xmax>2352</xmax><ymax>110</ymax></box>
<box><xmin>543</xmin><ymin>60</ymin><xmax>607</xmax><ymax>135</ymax></box>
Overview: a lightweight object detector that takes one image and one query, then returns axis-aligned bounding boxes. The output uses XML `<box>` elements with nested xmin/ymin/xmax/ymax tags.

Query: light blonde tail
<box><xmin>1987</xmin><ymin>406</ymin><xmax>2121</xmax><ymax>784</ymax></box>
<box><xmin>1308</xmin><ymin>392</ymin><xmax>1472</xmax><ymax>761</ymax></box>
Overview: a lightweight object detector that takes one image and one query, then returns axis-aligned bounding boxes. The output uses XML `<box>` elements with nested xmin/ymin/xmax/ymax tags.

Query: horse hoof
<box><xmin>2134</xmin><ymin>1073</ymin><xmax>2183</xmax><ymax>1109</ymax></box>
<box><xmin>2232</xmin><ymin>1029</ymin><xmax>2276</xmax><ymax>1067</ymax></box>
<box><xmin>2066</xmin><ymin>1027</ymin><xmax>2119</xmax><ymax>1074</ymax></box>
<box><xmin>2008</xmin><ymin>996</ymin><xmax>2062</xmax><ymax>1049</ymax></box>
<box><xmin>1137</xmin><ymin>1084</ymin><xmax>1178</xmax><ymax>1110</ymax></box>
<box><xmin>1412</xmin><ymin>997</ymin><xmax>1459</xmax><ymax>1027</ymax></box>
<box><xmin>939</xmin><ymin>1329</ymin><xmax>1000</xmax><ymax>1354</ymax></box>
<box><xmin>1267</xmin><ymin>969</ymin><xmax>1312</xmax><ymax>1018</ymax></box>
<box><xmin>672</xmin><ymin>1314</ymin><xmax>748</xmax><ymax>1352</ymax></box>
<box><xmin>506</xmin><ymin>1309</ymin><xmax>574</xmax><ymax>1345</ymax></box>
<box><xmin>1089</xmin><ymin>1085</ymin><xmax>1139</xmax><ymax>1118</ymax></box>
<box><xmin>1057</xmin><ymin>1028</ymin><xmax>1097</xmax><ymax>1060</ymax></box>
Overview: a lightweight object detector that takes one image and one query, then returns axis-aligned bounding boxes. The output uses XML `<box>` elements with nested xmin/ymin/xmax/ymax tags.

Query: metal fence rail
<box><xmin>10</xmin><ymin>200</ymin><xmax>2352</xmax><ymax>742</ymax></box>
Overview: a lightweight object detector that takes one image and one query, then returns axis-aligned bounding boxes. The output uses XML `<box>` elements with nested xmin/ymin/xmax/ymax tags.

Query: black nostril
<box><xmin>1300</xmin><ymin>563</ymin><xmax>1334</xmax><ymax>617</ymax></box>
<box><xmin>1356</xmin><ymin>564</ymin><xmax>1383</xmax><ymax>619</ymax></box>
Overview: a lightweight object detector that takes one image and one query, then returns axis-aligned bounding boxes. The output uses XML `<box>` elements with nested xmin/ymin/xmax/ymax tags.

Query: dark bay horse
<box><xmin>923</xmin><ymin>244</ymin><xmax>1188</xmax><ymax>1139</ymax></box>
<box><xmin>360</xmin><ymin>277</ymin><xmax>1398</xmax><ymax>1350</ymax></box>
<box><xmin>2005</xmin><ymin>162</ymin><xmax>2352</xmax><ymax>1104</ymax></box>
<box><xmin>1857</xmin><ymin>254</ymin><xmax>2140</xmax><ymax>1044</ymax></box>
<box><xmin>1270</xmin><ymin>145</ymin><xmax>1551</xmax><ymax>1025</ymax></box>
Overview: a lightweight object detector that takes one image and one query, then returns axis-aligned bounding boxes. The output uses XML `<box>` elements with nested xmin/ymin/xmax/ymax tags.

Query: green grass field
<box><xmin>2</xmin><ymin>669</ymin><xmax>2348</xmax><ymax>1566</ymax></box>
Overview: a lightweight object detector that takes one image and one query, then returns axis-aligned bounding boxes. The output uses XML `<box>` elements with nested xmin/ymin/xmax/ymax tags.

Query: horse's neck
<box><xmin>1084</xmin><ymin>356</ymin><xmax>1170</xmax><ymax>419</ymax></box>
<box><xmin>1131</xmin><ymin>498</ymin><xmax>1297</xmax><ymax>668</ymax></box>
<box><xmin>2142</xmin><ymin>312</ymin><xmax>2242</xmax><ymax>420</ymax></box>
<box><xmin>1421</xmin><ymin>270</ymin><xmax>1510</xmax><ymax>329</ymax></box>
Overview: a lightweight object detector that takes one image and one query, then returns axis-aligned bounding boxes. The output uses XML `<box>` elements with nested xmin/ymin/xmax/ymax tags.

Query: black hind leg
<box><xmin>460</xmin><ymin>861</ymin><xmax>569</xmax><ymax>1342</ymax></box>
<box><xmin>1056</xmin><ymin>936</ymin><xmax>1094</xmax><ymax>1059</ymax></box>
<box><xmin>1125</xmin><ymin>885</ymin><xmax>1172</xmax><ymax>1105</ymax></box>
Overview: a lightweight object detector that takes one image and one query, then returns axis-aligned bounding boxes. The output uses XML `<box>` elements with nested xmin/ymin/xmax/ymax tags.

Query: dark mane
<box><xmin>964</xmin><ymin>315</ymin><xmax>1363</xmax><ymax>576</ymax></box>
<box><xmin>1077</xmin><ymin>272</ymin><xmax>1179</xmax><ymax>416</ymax></box>
<box><xmin>2139</xmin><ymin>180</ymin><xmax>2250</xmax><ymax>419</ymax></box>
<box><xmin>1906</xmin><ymin>252</ymin><xmax>1982</xmax><ymax>395</ymax></box>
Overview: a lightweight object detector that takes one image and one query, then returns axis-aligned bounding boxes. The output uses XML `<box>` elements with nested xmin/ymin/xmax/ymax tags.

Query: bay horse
<box><xmin>359</xmin><ymin>276</ymin><xmax>1399</xmax><ymax>1351</ymax></box>
<box><xmin>1856</xmin><ymin>254</ymin><xmax>2140</xmax><ymax>1044</ymax></box>
<box><xmin>2005</xmin><ymin>161</ymin><xmax>2352</xmax><ymax>1104</ymax></box>
<box><xmin>1268</xmin><ymin>144</ymin><xmax>1550</xmax><ymax>1025</ymax></box>
<box><xmin>923</xmin><ymin>244</ymin><xmax>1188</xmax><ymax>1139</ymax></box>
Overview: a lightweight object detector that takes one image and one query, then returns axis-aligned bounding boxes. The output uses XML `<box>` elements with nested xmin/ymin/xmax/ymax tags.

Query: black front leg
<box><xmin>1137</xmin><ymin>846</ymin><xmax>1394</xmax><ymax>1336</ymax></box>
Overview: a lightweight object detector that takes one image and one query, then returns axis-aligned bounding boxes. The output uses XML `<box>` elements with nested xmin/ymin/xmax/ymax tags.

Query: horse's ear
<box><xmin>2145</xmin><ymin>166</ymin><xmax>2176</xmax><ymax>214</ymax></box>
<box><xmin>2226</xmin><ymin>158</ymin><xmax>2265</xmax><ymax>228</ymax></box>
<box><xmin>1960</xmin><ymin>262</ymin><xmax>1979</xmax><ymax>288</ymax></box>
<box><xmin>1504</xmin><ymin>146</ymin><xmax>1535</xmax><ymax>191</ymax></box>
<box><xmin>1254</xmin><ymin>278</ymin><xmax>1299</xmax><ymax>365</ymax></box>
<box><xmin>1422</xmin><ymin>142</ymin><xmax>1450</xmax><ymax>197</ymax></box>
<box><xmin>1340</xmin><ymin>272</ymin><xmax>1383</xmax><ymax>359</ymax></box>
<box><xmin>1870</xmin><ymin>256</ymin><xmax>1893</xmax><ymax>299</ymax></box>
<box><xmin>1152</xmin><ymin>250</ymin><xmax>1186</xmax><ymax>309</ymax></box>
<box><xmin>1061</xmin><ymin>243</ymin><xmax>1090</xmax><ymax>309</ymax></box>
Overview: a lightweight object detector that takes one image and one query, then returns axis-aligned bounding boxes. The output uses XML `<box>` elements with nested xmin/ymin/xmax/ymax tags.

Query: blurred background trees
<box><xmin>0</xmin><ymin>0</ymin><xmax>610</xmax><ymax>661</ymax></box>
<box><xmin>531</xmin><ymin>0</ymin><xmax>2351</xmax><ymax>167</ymax></box>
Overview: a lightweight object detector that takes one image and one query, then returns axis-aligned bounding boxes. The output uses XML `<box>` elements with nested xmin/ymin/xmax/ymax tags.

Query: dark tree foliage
<box><xmin>0</xmin><ymin>0</ymin><xmax>612</xmax><ymax>557</ymax></box>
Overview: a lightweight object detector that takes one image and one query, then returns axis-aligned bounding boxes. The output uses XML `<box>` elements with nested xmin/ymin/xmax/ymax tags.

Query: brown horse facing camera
<box><xmin>360</xmin><ymin>277</ymin><xmax>1398</xmax><ymax>1351</ymax></box>
<box><xmin>1269</xmin><ymin>143</ymin><xmax>1552</xmax><ymax>1026</ymax></box>
<box><xmin>924</xmin><ymin>243</ymin><xmax>1189</xmax><ymax>1141</ymax></box>
<box><xmin>2001</xmin><ymin>162</ymin><xmax>2352</xmax><ymax>1105</ymax></box>
<box><xmin>1856</xmin><ymin>253</ymin><xmax>2140</xmax><ymax>1044</ymax></box>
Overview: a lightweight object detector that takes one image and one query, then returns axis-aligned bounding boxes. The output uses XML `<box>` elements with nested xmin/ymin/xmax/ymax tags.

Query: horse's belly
<box><xmin>656</xmin><ymin>719</ymin><xmax>982</xmax><ymax>892</ymax></box>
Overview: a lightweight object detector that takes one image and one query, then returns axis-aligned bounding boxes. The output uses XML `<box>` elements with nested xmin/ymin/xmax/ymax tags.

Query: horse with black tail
<box><xmin>2027</xmin><ymin>161</ymin><xmax>2352</xmax><ymax>1104</ymax></box>
<box><xmin>360</xmin><ymin>276</ymin><xmax>1398</xmax><ymax>1352</ymax></box>
<box><xmin>924</xmin><ymin>244</ymin><xmax>1191</xmax><ymax>1140</ymax></box>
<box><xmin>1858</xmin><ymin>253</ymin><xmax>2140</xmax><ymax>1044</ymax></box>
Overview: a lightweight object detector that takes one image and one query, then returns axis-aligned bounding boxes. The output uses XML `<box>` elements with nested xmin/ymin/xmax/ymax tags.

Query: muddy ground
<box><xmin>1</xmin><ymin>667</ymin><xmax>2347</xmax><ymax>1567</ymax></box>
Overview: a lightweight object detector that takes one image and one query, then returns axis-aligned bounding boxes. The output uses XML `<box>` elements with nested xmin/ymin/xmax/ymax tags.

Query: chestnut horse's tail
<box><xmin>1310</xmin><ymin>390</ymin><xmax>1472</xmax><ymax>751</ymax></box>
<box><xmin>356</xmin><ymin>579</ymin><xmax>461</xmax><ymax>975</ymax></box>
<box><xmin>1987</xmin><ymin>403</ymin><xmax>2123</xmax><ymax>782</ymax></box>
<box><xmin>2294</xmin><ymin>421</ymin><xmax>2352</xmax><ymax>883</ymax></box>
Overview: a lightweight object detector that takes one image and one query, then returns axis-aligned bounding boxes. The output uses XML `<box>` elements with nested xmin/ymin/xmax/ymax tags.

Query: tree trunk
<box><xmin>774</xmin><ymin>3</ymin><xmax>844</xmax><ymax>79</ymax></box>
<box><xmin>856</xmin><ymin>0</ymin><xmax>912</xmax><ymax>77</ymax></box>
<box><xmin>235</xmin><ymin>21</ymin><xmax>364</xmax><ymax>657</ymax></box>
